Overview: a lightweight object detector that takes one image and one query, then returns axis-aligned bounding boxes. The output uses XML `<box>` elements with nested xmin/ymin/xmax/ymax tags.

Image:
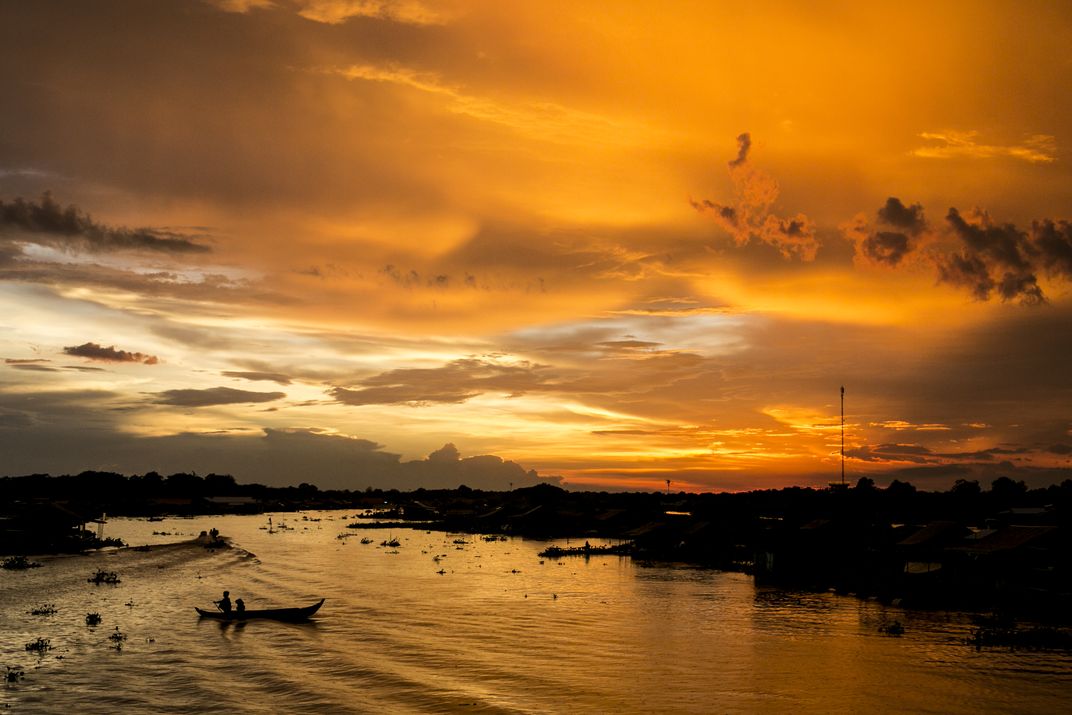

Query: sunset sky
<box><xmin>1</xmin><ymin>0</ymin><xmax>1071</xmax><ymax>491</ymax></box>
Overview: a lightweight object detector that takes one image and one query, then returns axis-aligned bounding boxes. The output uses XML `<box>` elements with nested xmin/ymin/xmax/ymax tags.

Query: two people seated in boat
<box><xmin>215</xmin><ymin>591</ymin><xmax>245</xmax><ymax>615</ymax></box>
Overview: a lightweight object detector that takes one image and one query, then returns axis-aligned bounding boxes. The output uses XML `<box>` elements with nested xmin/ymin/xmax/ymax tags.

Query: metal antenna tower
<box><xmin>840</xmin><ymin>386</ymin><xmax>845</xmax><ymax>485</ymax></box>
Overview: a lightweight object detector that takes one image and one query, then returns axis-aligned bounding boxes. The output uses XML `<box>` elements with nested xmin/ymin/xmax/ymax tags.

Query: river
<box><xmin>2</xmin><ymin>511</ymin><xmax>1071</xmax><ymax>713</ymax></box>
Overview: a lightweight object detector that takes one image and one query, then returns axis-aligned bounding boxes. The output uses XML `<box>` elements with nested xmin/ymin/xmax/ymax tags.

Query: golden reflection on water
<box><xmin>2</xmin><ymin>511</ymin><xmax>1071</xmax><ymax>714</ymax></box>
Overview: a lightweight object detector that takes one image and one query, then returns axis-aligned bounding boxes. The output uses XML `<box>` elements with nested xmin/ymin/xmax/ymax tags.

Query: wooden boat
<box><xmin>195</xmin><ymin>598</ymin><xmax>325</xmax><ymax>622</ymax></box>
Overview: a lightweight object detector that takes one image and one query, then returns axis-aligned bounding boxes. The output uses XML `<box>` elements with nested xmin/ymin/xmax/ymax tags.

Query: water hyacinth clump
<box><xmin>88</xmin><ymin>569</ymin><xmax>120</xmax><ymax>585</ymax></box>
<box><xmin>109</xmin><ymin>626</ymin><xmax>127</xmax><ymax>650</ymax></box>
<box><xmin>85</xmin><ymin>612</ymin><xmax>102</xmax><ymax>626</ymax></box>
<box><xmin>2</xmin><ymin>556</ymin><xmax>42</xmax><ymax>570</ymax></box>
<box><xmin>29</xmin><ymin>604</ymin><xmax>58</xmax><ymax>616</ymax></box>
<box><xmin>5</xmin><ymin>666</ymin><xmax>24</xmax><ymax>683</ymax></box>
<box><xmin>24</xmin><ymin>638</ymin><xmax>51</xmax><ymax>653</ymax></box>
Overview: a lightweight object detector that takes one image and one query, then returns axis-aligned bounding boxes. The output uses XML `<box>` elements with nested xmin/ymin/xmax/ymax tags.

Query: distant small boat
<box><xmin>195</xmin><ymin>598</ymin><xmax>325</xmax><ymax>622</ymax></box>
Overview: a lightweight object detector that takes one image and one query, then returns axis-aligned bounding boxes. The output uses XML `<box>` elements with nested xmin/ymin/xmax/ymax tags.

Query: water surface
<box><xmin>3</xmin><ymin>511</ymin><xmax>1070</xmax><ymax>713</ymax></box>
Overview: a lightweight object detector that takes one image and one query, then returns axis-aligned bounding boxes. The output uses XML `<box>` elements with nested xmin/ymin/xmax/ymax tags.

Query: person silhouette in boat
<box><xmin>235</xmin><ymin>598</ymin><xmax>245</xmax><ymax>615</ymax></box>
<box><xmin>216</xmin><ymin>590</ymin><xmax>232</xmax><ymax>614</ymax></box>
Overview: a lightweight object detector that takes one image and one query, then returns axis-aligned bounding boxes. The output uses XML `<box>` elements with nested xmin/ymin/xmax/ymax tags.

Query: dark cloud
<box><xmin>935</xmin><ymin>252</ymin><xmax>997</xmax><ymax>300</ymax></box>
<box><xmin>379</xmin><ymin>265</ymin><xmax>479</xmax><ymax>291</ymax></box>
<box><xmin>222</xmin><ymin>370</ymin><xmax>293</xmax><ymax>385</ymax></box>
<box><xmin>0</xmin><ymin>192</ymin><xmax>210</xmax><ymax>254</ymax></box>
<box><xmin>847</xmin><ymin>443</ymin><xmax>935</xmax><ymax>464</ymax></box>
<box><xmin>728</xmin><ymin>132</ymin><xmax>751</xmax><ymax>168</ymax></box>
<box><xmin>1031</xmin><ymin>219</ymin><xmax>1072</xmax><ymax>276</ymax></box>
<box><xmin>694</xmin><ymin>134</ymin><xmax>819</xmax><ymax>260</ymax></box>
<box><xmin>851</xmin><ymin>197</ymin><xmax>926</xmax><ymax>266</ymax></box>
<box><xmin>688</xmin><ymin>199</ymin><xmax>737</xmax><ymax>224</ymax></box>
<box><xmin>877</xmin><ymin>197</ymin><xmax>926</xmax><ymax>235</ymax></box>
<box><xmin>7</xmin><ymin>363</ymin><xmax>59</xmax><ymax>372</ymax></box>
<box><xmin>939</xmin><ymin>208</ymin><xmax>1043</xmax><ymax>303</ymax></box>
<box><xmin>64</xmin><ymin>342</ymin><xmax>159</xmax><ymax>365</ymax></box>
<box><xmin>331</xmin><ymin>358</ymin><xmax>554</xmax><ymax>406</ymax></box>
<box><xmin>946</xmin><ymin>208</ymin><xmax>1032</xmax><ymax>271</ymax></box>
<box><xmin>862</xmin><ymin>231</ymin><xmax>911</xmax><ymax>265</ymax></box>
<box><xmin>596</xmin><ymin>339</ymin><xmax>662</xmax><ymax>352</ymax></box>
<box><xmin>849</xmin><ymin>442</ymin><xmax>1034</xmax><ymax>466</ymax></box>
<box><xmin>153</xmin><ymin>387</ymin><xmax>286</xmax><ymax>407</ymax></box>
<box><xmin>852</xmin><ymin>200</ymin><xmax>1071</xmax><ymax>303</ymax></box>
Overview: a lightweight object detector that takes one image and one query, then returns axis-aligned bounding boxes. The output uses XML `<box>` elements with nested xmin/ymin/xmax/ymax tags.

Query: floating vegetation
<box><xmin>88</xmin><ymin>568</ymin><xmax>120</xmax><ymax>584</ymax></box>
<box><xmin>360</xmin><ymin>538</ymin><xmax>373</xmax><ymax>545</ymax></box>
<box><xmin>538</xmin><ymin>543</ymin><xmax>632</xmax><ymax>558</ymax></box>
<box><xmin>24</xmin><ymin>638</ymin><xmax>51</xmax><ymax>653</ymax></box>
<box><xmin>109</xmin><ymin>626</ymin><xmax>127</xmax><ymax>651</ymax></box>
<box><xmin>29</xmin><ymin>604</ymin><xmax>57</xmax><ymax>616</ymax></box>
<box><xmin>5</xmin><ymin>666</ymin><xmax>24</xmax><ymax>683</ymax></box>
<box><xmin>86</xmin><ymin>612</ymin><xmax>102</xmax><ymax>626</ymax></box>
<box><xmin>879</xmin><ymin>621</ymin><xmax>905</xmax><ymax>636</ymax></box>
<box><xmin>380</xmin><ymin>538</ymin><xmax>401</xmax><ymax>548</ymax></box>
<box><xmin>2</xmin><ymin>555</ymin><xmax>42</xmax><ymax>570</ymax></box>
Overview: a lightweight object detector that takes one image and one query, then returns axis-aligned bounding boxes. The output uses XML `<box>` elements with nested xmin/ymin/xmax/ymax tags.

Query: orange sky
<box><xmin>1</xmin><ymin>0</ymin><xmax>1070</xmax><ymax>491</ymax></box>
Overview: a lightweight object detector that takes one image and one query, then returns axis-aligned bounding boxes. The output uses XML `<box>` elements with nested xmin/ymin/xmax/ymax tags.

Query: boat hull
<box><xmin>195</xmin><ymin>598</ymin><xmax>324</xmax><ymax>622</ymax></box>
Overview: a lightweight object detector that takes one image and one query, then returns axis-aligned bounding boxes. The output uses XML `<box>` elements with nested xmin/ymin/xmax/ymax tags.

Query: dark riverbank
<box><xmin>3</xmin><ymin>470</ymin><xmax>1071</xmax><ymax>621</ymax></box>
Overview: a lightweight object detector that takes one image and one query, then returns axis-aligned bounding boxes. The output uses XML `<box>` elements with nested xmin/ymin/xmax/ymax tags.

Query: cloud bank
<box><xmin>153</xmin><ymin>387</ymin><xmax>286</xmax><ymax>407</ymax></box>
<box><xmin>0</xmin><ymin>193</ymin><xmax>210</xmax><ymax>255</ymax></box>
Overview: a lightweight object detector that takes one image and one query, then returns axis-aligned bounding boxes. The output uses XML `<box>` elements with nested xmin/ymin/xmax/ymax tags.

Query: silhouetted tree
<box><xmin>886</xmin><ymin>479</ymin><xmax>916</xmax><ymax>496</ymax></box>
<box><xmin>951</xmin><ymin>479</ymin><xmax>981</xmax><ymax>497</ymax></box>
<box><xmin>165</xmin><ymin>472</ymin><xmax>204</xmax><ymax>495</ymax></box>
<box><xmin>990</xmin><ymin>476</ymin><xmax>1027</xmax><ymax>503</ymax></box>
<box><xmin>205</xmin><ymin>473</ymin><xmax>237</xmax><ymax>495</ymax></box>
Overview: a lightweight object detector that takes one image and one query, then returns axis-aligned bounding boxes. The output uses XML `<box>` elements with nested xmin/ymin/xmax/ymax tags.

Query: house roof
<box><xmin>954</xmin><ymin>525</ymin><xmax>1057</xmax><ymax>554</ymax></box>
<box><xmin>897</xmin><ymin>521</ymin><xmax>966</xmax><ymax>547</ymax></box>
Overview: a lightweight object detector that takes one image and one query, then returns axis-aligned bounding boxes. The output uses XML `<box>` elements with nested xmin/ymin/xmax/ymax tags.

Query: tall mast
<box><xmin>840</xmin><ymin>386</ymin><xmax>845</xmax><ymax>485</ymax></box>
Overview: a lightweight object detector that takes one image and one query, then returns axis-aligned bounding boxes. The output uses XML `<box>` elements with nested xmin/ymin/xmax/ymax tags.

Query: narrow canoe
<box><xmin>195</xmin><ymin>598</ymin><xmax>325</xmax><ymax>622</ymax></box>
